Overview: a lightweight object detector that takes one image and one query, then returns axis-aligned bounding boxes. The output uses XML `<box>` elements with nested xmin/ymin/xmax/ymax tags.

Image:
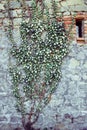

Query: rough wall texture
<box><xmin>0</xmin><ymin>0</ymin><xmax>87</xmax><ymax>130</ymax></box>
<box><xmin>0</xmin><ymin>30</ymin><xmax>87</xmax><ymax>130</ymax></box>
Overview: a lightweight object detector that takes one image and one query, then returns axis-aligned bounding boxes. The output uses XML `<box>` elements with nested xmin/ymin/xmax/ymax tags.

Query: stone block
<box><xmin>49</xmin><ymin>8</ymin><xmax>53</xmax><ymax>15</ymax></box>
<box><xmin>0</xmin><ymin>125</ymin><xmax>12</xmax><ymax>130</ymax></box>
<box><xmin>10</xmin><ymin>1</ymin><xmax>20</xmax><ymax>9</ymax></box>
<box><xmin>83</xmin><ymin>62</ymin><xmax>87</xmax><ymax>68</ymax></box>
<box><xmin>12</xmin><ymin>9</ymin><xmax>22</xmax><ymax>18</ymax></box>
<box><xmin>0</xmin><ymin>12</ymin><xmax>4</xmax><ymax>18</ymax></box>
<box><xmin>0</xmin><ymin>116</ymin><xmax>7</xmax><ymax>122</ymax></box>
<box><xmin>0</xmin><ymin>4</ymin><xmax>5</xmax><ymax>10</ymax></box>
<box><xmin>84</xmin><ymin>21</ymin><xmax>87</xmax><ymax>24</ymax></box>
<box><xmin>2</xmin><ymin>18</ymin><xmax>9</xmax><ymax>26</ymax></box>
<box><xmin>54</xmin><ymin>123</ymin><xmax>68</xmax><ymax>130</ymax></box>
<box><xmin>63</xmin><ymin>11</ymin><xmax>71</xmax><ymax>16</ymax></box>
<box><xmin>69</xmin><ymin>58</ymin><xmax>80</xmax><ymax>69</ymax></box>
<box><xmin>13</xmin><ymin>18</ymin><xmax>22</xmax><ymax>26</ymax></box>
<box><xmin>82</xmin><ymin>75</ymin><xmax>87</xmax><ymax>80</ymax></box>
<box><xmin>10</xmin><ymin>116</ymin><xmax>22</xmax><ymax>123</ymax></box>
<box><xmin>71</xmin><ymin>75</ymin><xmax>80</xmax><ymax>81</ymax></box>
<box><xmin>0</xmin><ymin>124</ymin><xmax>22</xmax><ymax>130</ymax></box>
<box><xmin>78</xmin><ymin>81</ymin><xmax>87</xmax><ymax>86</ymax></box>
<box><xmin>26</xmin><ymin>1</ymin><xmax>32</xmax><ymax>7</ymax></box>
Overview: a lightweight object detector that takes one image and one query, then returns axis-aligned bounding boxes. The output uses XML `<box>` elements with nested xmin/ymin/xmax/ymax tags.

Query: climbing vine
<box><xmin>7</xmin><ymin>0</ymin><xmax>69</xmax><ymax>129</ymax></box>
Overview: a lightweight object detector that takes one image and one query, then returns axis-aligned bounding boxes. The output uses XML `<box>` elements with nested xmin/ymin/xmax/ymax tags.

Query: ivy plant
<box><xmin>8</xmin><ymin>0</ymin><xmax>69</xmax><ymax>129</ymax></box>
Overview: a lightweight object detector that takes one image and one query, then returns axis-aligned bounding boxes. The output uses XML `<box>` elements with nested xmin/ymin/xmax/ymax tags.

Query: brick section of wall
<box><xmin>62</xmin><ymin>12</ymin><xmax>87</xmax><ymax>44</ymax></box>
<box><xmin>0</xmin><ymin>0</ymin><xmax>87</xmax><ymax>44</ymax></box>
<box><xmin>62</xmin><ymin>16</ymin><xmax>76</xmax><ymax>41</ymax></box>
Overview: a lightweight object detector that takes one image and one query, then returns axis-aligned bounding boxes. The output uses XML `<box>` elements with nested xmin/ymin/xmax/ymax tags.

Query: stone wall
<box><xmin>0</xmin><ymin>31</ymin><xmax>87</xmax><ymax>130</ymax></box>
<box><xmin>30</xmin><ymin>42</ymin><xmax>87</xmax><ymax>130</ymax></box>
<box><xmin>0</xmin><ymin>0</ymin><xmax>87</xmax><ymax>130</ymax></box>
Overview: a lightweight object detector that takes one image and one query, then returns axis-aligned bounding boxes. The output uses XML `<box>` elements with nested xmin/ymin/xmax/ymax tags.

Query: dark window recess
<box><xmin>76</xmin><ymin>20</ymin><xmax>83</xmax><ymax>38</ymax></box>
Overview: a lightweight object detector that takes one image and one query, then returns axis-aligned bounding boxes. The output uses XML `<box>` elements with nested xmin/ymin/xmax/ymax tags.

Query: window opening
<box><xmin>76</xmin><ymin>19</ymin><xmax>83</xmax><ymax>38</ymax></box>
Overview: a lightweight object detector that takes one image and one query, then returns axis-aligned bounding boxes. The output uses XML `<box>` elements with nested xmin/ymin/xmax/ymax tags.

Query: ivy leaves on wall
<box><xmin>10</xmin><ymin>20</ymin><xmax>68</xmax><ymax>113</ymax></box>
<box><xmin>9</xmin><ymin>0</ymin><xmax>69</xmax><ymax>125</ymax></box>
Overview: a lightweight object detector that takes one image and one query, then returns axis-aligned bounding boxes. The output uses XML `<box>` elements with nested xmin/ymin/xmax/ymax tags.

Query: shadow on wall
<box><xmin>81</xmin><ymin>128</ymin><xmax>87</xmax><ymax>130</ymax></box>
<box><xmin>14</xmin><ymin>127</ymin><xmax>87</xmax><ymax>130</ymax></box>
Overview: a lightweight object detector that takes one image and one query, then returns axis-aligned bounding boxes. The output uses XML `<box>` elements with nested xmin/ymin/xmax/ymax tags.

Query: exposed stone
<box><xmin>0</xmin><ymin>125</ymin><xmax>12</xmax><ymax>130</ymax></box>
<box><xmin>26</xmin><ymin>1</ymin><xmax>32</xmax><ymax>7</ymax></box>
<box><xmin>83</xmin><ymin>62</ymin><xmax>87</xmax><ymax>68</ymax></box>
<box><xmin>12</xmin><ymin>9</ymin><xmax>22</xmax><ymax>18</ymax></box>
<box><xmin>0</xmin><ymin>3</ymin><xmax>5</xmax><ymax>10</ymax></box>
<box><xmin>0</xmin><ymin>27</ymin><xmax>87</xmax><ymax>130</ymax></box>
<box><xmin>63</xmin><ymin>11</ymin><xmax>70</xmax><ymax>16</ymax></box>
<box><xmin>0</xmin><ymin>116</ymin><xmax>7</xmax><ymax>122</ymax></box>
<box><xmin>10</xmin><ymin>116</ymin><xmax>22</xmax><ymax>123</ymax></box>
<box><xmin>3</xmin><ymin>18</ymin><xmax>9</xmax><ymax>26</ymax></box>
<box><xmin>13</xmin><ymin>18</ymin><xmax>22</xmax><ymax>26</ymax></box>
<box><xmin>0</xmin><ymin>12</ymin><xmax>4</xmax><ymax>18</ymax></box>
<box><xmin>69</xmin><ymin>58</ymin><xmax>80</xmax><ymax>69</ymax></box>
<box><xmin>54</xmin><ymin>123</ymin><xmax>67</xmax><ymax>130</ymax></box>
<box><xmin>77</xmin><ymin>52</ymin><xmax>85</xmax><ymax>60</ymax></box>
<box><xmin>10</xmin><ymin>1</ymin><xmax>20</xmax><ymax>9</ymax></box>
<box><xmin>0</xmin><ymin>124</ymin><xmax>23</xmax><ymax>130</ymax></box>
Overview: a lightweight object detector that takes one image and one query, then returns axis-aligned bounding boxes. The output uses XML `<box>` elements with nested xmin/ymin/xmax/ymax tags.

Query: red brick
<box><xmin>64</xmin><ymin>21</ymin><xmax>72</xmax><ymax>25</ymax></box>
<box><xmin>84</xmin><ymin>28</ymin><xmax>87</xmax><ymax>31</ymax></box>
<box><xmin>63</xmin><ymin>16</ymin><xmax>72</xmax><ymax>21</ymax></box>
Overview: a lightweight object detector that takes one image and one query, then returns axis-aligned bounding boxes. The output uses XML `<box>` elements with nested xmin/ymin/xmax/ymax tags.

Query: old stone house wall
<box><xmin>0</xmin><ymin>0</ymin><xmax>87</xmax><ymax>130</ymax></box>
